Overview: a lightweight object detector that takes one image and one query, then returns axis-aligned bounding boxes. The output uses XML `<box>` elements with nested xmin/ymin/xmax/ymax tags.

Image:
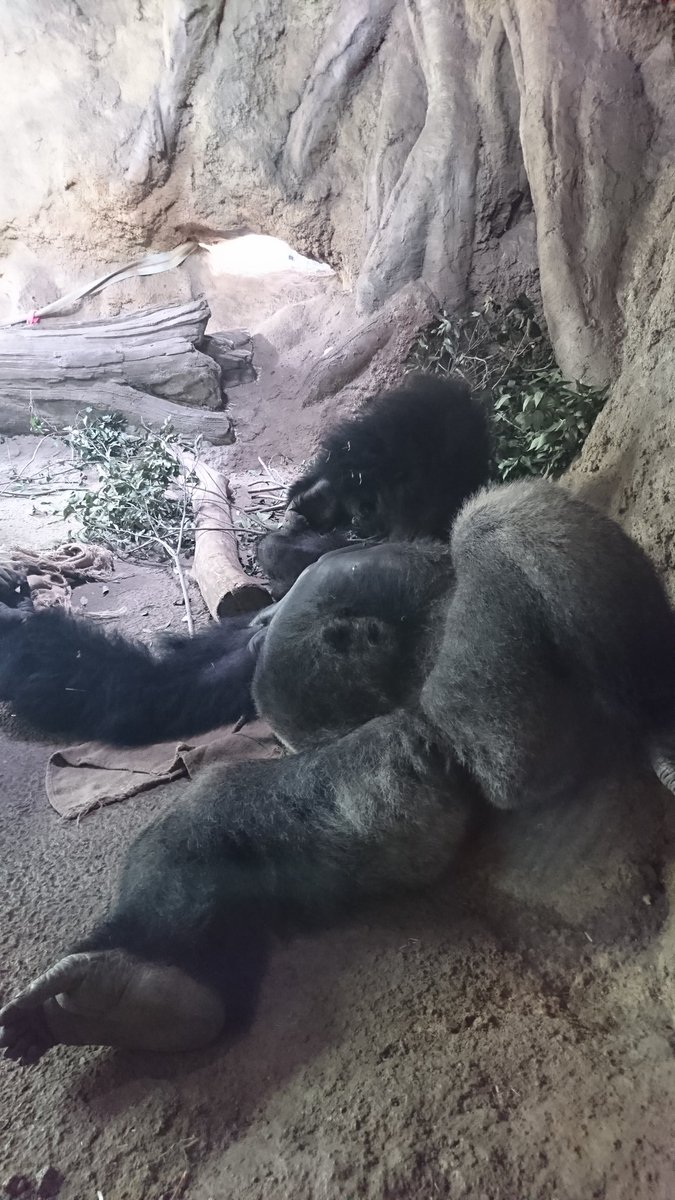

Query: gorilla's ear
<box><xmin>288</xmin><ymin>477</ymin><xmax>340</xmax><ymax>530</ymax></box>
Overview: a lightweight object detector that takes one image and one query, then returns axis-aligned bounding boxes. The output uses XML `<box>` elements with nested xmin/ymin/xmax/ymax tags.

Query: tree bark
<box><xmin>186</xmin><ymin>457</ymin><xmax>271</xmax><ymax>619</ymax></box>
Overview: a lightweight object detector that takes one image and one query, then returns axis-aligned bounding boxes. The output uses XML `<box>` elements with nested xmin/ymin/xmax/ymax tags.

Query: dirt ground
<box><xmin>3</xmin><ymin>310</ymin><xmax>675</xmax><ymax>1198</ymax></box>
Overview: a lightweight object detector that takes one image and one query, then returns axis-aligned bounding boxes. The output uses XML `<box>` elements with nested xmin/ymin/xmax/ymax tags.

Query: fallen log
<box><xmin>0</xmin><ymin>299</ymin><xmax>254</xmax><ymax>444</ymax></box>
<box><xmin>0</xmin><ymin>380</ymin><xmax>235</xmax><ymax>444</ymax></box>
<box><xmin>185</xmin><ymin>455</ymin><xmax>271</xmax><ymax>619</ymax></box>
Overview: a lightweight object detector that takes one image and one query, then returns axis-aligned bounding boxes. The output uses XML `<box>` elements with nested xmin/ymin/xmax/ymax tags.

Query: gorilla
<box><xmin>3</xmin><ymin>479</ymin><xmax>675</xmax><ymax>1065</ymax></box>
<box><xmin>283</xmin><ymin>373</ymin><xmax>491</xmax><ymax>540</ymax></box>
<box><xmin>0</xmin><ymin>373</ymin><xmax>491</xmax><ymax>744</ymax></box>
<box><xmin>257</xmin><ymin>372</ymin><xmax>491</xmax><ymax>599</ymax></box>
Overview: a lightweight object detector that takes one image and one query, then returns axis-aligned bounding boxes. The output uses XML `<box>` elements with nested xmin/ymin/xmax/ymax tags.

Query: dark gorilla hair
<box><xmin>4</xmin><ymin>480</ymin><xmax>675</xmax><ymax>1068</ymax></box>
<box><xmin>284</xmin><ymin>373</ymin><xmax>492</xmax><ymax>540</ymax></box>
<box><xmin>252</xmin><ymin>539</ymin><xmax>453</xmax><ymax>751</ymax></box>
<box><xmin>256</xmin><ymin>516</ymin><xmax>351</xmax><ymax>602</ymax></box>
<box><xmin>0</xmin><ymin>374</ymin><xmax>492</xmax><ymax>743</ymax></box>
<box><xmin>0</xmin><ymin>582</ymin><xmax>262</xmax><ymax>744</ymax></box>
<box><xmin>257</xmin><ymin>372</ymin><xmax>492</xmax><ymax>599</ymax></box>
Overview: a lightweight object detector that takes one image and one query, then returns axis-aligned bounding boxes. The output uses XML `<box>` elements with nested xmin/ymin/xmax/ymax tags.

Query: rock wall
<box><xmin>0</xmin><ymin>0</ymin><xmax>674</xmax><ymax>559</ymax></box>
<box><xmin>1</xmin><ymin>1</ymin><xmax>538</xmax><ymax>322</ymax></box>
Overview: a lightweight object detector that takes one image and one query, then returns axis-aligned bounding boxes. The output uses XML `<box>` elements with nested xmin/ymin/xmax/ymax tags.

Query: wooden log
<box><xmin>186</xmin><ymin>457</ymin><xmax>271</xmax><ymax>619</ymax></box>
<box><xmin>0</xmin><ymin>298</ymin><xmax>212</xmax><ymax>346</ymax></box>
<box><xmin>0</xmin><ymin>299</ymin><xmax>255</xmax><ymax>439</ymax></box>
<box><xmin>0</xmin><ymin>380</ymin><xmax>234</xmax><ymax>443</ymax></box>
<box><xmin>0</xmin><ymin>340</ymin><xmax>224</xmax><ymax>409</ymax></box>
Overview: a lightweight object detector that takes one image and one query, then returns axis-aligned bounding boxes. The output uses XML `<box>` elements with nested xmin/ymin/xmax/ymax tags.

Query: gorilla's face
<box><xmin>287</xmin><ymin>476</ymin><xmax>346</xmax><ymax>532</ymax></box>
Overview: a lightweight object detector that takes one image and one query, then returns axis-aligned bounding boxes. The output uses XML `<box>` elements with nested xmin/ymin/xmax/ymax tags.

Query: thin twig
<box><xmin>0</xmin><ymin>485</ymin><xmax>89</xmax><ymax>498</ymax></box>
<box><xmin>142</xmin><ymin>499</ymin><xmax>195</xmax><ymax>637</ymax></box>
<box><xmin>12</xmin><ymin>436</ymin><xmax>47</xmax><ymax>479</ymax></box>
<box><xmin>174</xmin><ymin>460</ymin><xmax>195</xmax><ymax>636</ymax></box>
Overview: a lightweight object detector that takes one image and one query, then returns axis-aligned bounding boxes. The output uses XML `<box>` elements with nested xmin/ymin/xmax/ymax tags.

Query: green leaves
<box><xmin>64</xmin><ymin>413</ymin><xmax>196</xmax><ymax>558</ymax></box>
<box><xmin>408</xmin><ymin>297</ymin><xmax>608</xmax><ymax>482</ymax></box>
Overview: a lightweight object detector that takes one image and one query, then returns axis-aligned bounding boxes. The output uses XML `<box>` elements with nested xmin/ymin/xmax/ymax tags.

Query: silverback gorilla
<box><xmin>3</xmin><ymin>479</ymin><xmax>675</xmax><ymax>1065</ymax></box>
<box><xmin>0</xmin><ymin>374</ymin><xmax>492</xmax><ymax>743</ymax></box>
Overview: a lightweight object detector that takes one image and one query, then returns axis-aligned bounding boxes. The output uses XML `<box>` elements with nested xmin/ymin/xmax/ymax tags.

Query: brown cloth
<box><xmin>46</xmin><ymin>719</ymin><xmax>283</xmax><ymax>820</ymax></box>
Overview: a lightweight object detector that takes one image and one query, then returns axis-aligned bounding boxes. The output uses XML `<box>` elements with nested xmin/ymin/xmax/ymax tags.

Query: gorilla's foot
<box><xmin>0</xmin><ymin>950</ymin><xmax>226</xmax><ymax>1065</ymax></box>
<box><xmin>649</xmin><ymin>738</ymin><xmax>675</xmax><ymax>795</ymax></box>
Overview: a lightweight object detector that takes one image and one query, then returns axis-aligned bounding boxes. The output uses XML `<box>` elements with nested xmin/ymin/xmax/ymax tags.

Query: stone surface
<box><xmin>1</xmin><ymin>1</ymin><xmax>672</xmax><ymax>453</ymax></box>
<box><xmin>2</xmin><ymin>2</ymin><xmax>672</xmax><ymax>456</ymax></box>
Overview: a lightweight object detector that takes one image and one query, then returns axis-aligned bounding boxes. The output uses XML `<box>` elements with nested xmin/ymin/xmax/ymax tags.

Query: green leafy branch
<box><xmin>408</xmin><ymin>295</ymin><xmax>608</xmax><ymax>481</ymax></box>
<box><xmin>62</xmin><ymin>410</ymin><xmax>200</xmax><ymax>633</ymax></box>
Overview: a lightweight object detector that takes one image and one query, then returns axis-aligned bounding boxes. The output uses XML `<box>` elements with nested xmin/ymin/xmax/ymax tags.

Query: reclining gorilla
<box><xmin>0</xmin><ymin>373</ymin><xmax>491</xmax><ymax>744</ymax></box>
<box><xmin>3</xmin><ymin>479</ymin><xmax>675</xmax><ymax>1065</ymax></box>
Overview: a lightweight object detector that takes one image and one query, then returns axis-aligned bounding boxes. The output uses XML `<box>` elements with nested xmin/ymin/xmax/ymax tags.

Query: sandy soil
<box><xmin>3</xmin><ymin>298</ymin><xmax>675</xmax><ymax>1198</ymax></box>
<box><xmin>3</xmin><ymin>692</ymin><xmax>675</xmax><ymax>1200</ymax></box>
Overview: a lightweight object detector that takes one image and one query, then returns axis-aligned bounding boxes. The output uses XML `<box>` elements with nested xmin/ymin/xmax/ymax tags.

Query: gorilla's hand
<box><xmin>249</xmin><ymin>603</ymin><xmax>281</xmax><ymax>631</ymax></box>
<box><xmin>0</xmin><ymin>566</ymin><xmax>31</xmax><ymax>608</ymax></box>
<box><xmin>0</xmin><ymin>567</ymin><xmax>34</xmax><ymax>626</ymax></box>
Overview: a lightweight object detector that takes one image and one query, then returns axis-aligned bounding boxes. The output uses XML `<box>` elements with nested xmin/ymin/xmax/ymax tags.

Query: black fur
<box><xmin>49</xmin><ymin>481</ymin><xmax>675</xmax><ymax>1008</ymax></box>
<box><xmin>0</xmin><ymin>605</ymin><xmax>260</xmax><ymax>745</ymax></box>
<box><xmin>0</xmin><ymin>374</ymin><xmax>492</xmax><ymax>741</ymax></box>
<box><xmin>0</xmin><ymin>377</ymin><xmax>492</xmax><ymax>742</ymax></box>
<box><xmin>284</xmin><ymin>373</ymin><xmax>492</xmax><ymax>540</ymax></box>
<box><xmin>253</xmin><ymin>539</ymin><xmax>453</xmax><ymax>749</ymax></box>
<box><xmin>256</xmin><ymin>373</ymin><xmax>491</xmax><ymax>599</ymax></box>
<box><xmin>256</xmin><ymin>515</ymin><xmax>351</xmax><ymax>601</ymax></box>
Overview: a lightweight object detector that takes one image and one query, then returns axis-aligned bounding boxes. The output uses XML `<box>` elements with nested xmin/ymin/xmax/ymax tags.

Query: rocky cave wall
<box><xmin>0</xmin><ymin>0</ymin><xmax>673</xmax><ymax>568</ymax></box>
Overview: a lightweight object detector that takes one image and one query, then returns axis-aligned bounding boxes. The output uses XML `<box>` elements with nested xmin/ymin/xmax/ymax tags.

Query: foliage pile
<box><xmin>63</xmin><ymin>410</ymin><xmax>196</xmax><ymax>559</ymax></box>
<box><xmin>408</xmin><ymin>296</ymin><xmax>608</xmax><ymax>480</ymax></box>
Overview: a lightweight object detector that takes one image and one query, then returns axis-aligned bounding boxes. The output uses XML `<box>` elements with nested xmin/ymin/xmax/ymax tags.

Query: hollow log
<box><xmin>186</xmin><ymin>457</ymin><xmax>271</xmax><ymax>619</ymax></box>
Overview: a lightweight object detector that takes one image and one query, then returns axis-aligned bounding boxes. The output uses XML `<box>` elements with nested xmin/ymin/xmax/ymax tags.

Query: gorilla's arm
<box><xmin>0</xmin><ymin>605</ymin><xmax>259</xmax><ymax>744</ymax></box>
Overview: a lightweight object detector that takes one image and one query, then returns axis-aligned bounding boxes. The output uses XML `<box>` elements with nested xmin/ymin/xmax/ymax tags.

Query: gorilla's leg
<box><xmin>0</xmin><ymin>603</ymin><xmax>260</xmax><ymax>744</ymax></box>
<box><xmin>253</xmin><ymin>539</ymin><xmax>454</xmax><ymax>749</ymax></box>
<box><xmin>422</xmin><ymin>479</ymin><xmax>675</xmax><ymax>809</ymax></box>
<box><xmin>1</xmin><ymin>713</ymin><xmax>470</xmax><ymax>1062</ymax></box>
